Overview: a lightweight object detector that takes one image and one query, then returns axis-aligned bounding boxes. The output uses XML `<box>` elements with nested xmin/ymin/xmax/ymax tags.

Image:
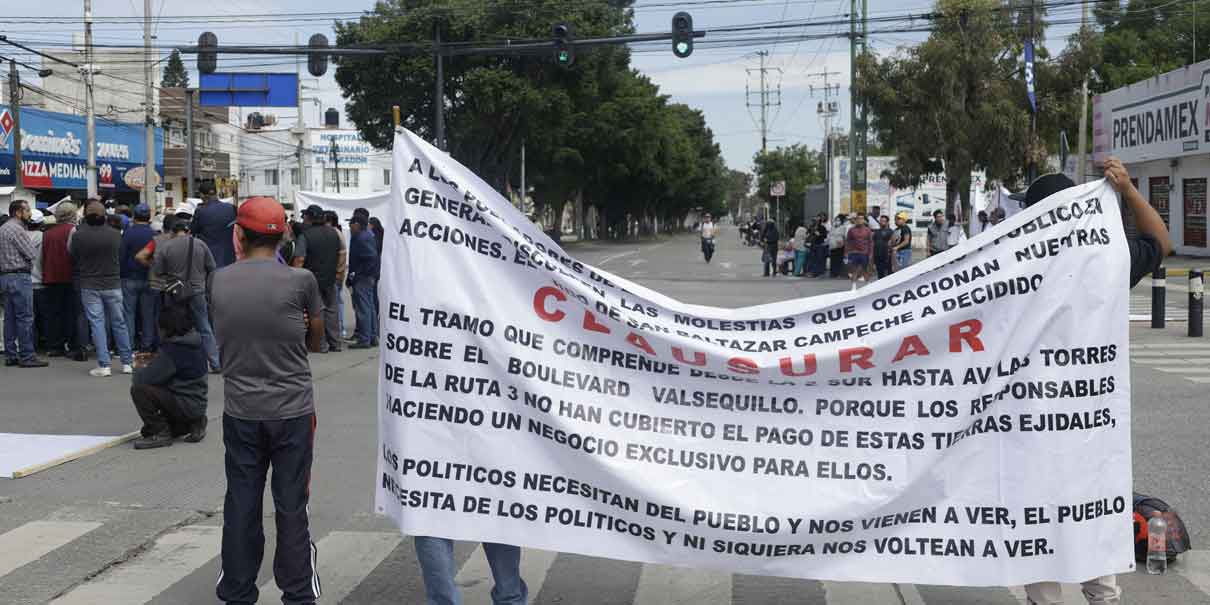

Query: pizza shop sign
<box><xmin>0</xmin><ymin>104</ymin><xmax>161</xmax><ymax>191</ymax></box>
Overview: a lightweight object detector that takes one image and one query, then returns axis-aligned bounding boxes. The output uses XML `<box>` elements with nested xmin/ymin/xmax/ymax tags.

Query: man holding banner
<box><xmin>1021</xmin><ymin>159</ymin><xmax>1169</xmax><ymax>605</ymax></box>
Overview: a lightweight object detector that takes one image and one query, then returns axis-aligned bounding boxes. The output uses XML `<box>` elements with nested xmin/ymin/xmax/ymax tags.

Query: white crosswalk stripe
<box><xmin>5</xmin><ymin>513</ymin><xmax>1210</xmax><ymax>603</ymax></box>
<box><xmin>49</xmin><ymin>525</ymin><xmax>222</xmax><ymax>604</ymax></box>
<box><xmin>258</xmin><ymin>530</ymin><xmax>401</xmax><ymax>604</ymax></box>
<box><xmin>0</xmin><ymin>521</ymin><xmax>101</xmax><ymax>578</ymax></box>
<box><xmin>1130</xmin><ymin>342</ymin><xmax>1210</xmax><ymax>385</ymax></box>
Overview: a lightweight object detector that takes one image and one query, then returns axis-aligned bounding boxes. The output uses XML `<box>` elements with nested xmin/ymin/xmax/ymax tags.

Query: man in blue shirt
<box><xmin>346</xmin><ymin>215</ymin><xmax>379</xmax><ymax>349</ymax></box>
<box><xmin>120</xmin><ymin>204</ymin><xmax>157</xmax><ymax>352</ymax></box>
<box><xmin>190</xmin><ymin>183</ymin><xmax>237</xmax><ymax>268</ymax></box>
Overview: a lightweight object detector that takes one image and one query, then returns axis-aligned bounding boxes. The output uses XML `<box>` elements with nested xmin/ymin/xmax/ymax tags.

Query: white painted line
<box><xmin>1131</xmin><ymin>343</ymin><xmax>1210</xmax><ymax>349</ymax></box>
<box><xmin>1132</xmin><ymin>358</ymin><xmax>1210</xmax><ymax>365</ymax></box>
<box><xmin>628</xmin><ymin>259</ymin><xmax>647</xmax><ymax>267</ymax></box>
<box><xmin>822</xmin><ymin>581</ymin><xmax>903</xmax><ymax>604</ymax></box>
<box><xmin>1154</xmin><ymin>367</ymin><xmax>1210</xmax><ymax>374</ymax></box>
<box><xmin>896</xmin><ymin>583</ymin><xmax>927</xmax><ymax>605</ymax></box>
<box><xmin>50</xmin><ymin>525</ymin><xmax>221</xmax><ymax>604</ymax></box>
<box><xmin>1188</xmin><ymin>377</ymin><xmax>1210</xmax><ymax>383</ymax></box>
<box><xmin>599</xmin><ymin>250</ymin><xmax>639</xmax><ymax>265</ymax></box>
<box><xmin>258</xmin><ymin>531</ymin><xmax>400</xmax><ymax>604</ymax></box>
<box><xmin>0</xmin><ymin>521</ymin><xmax>102</xmax><ymax>578</ymax></box>
<box><xmin>633</xmin><ymin>564</ymin><xmax>731</xmax><ymax>604</ymax></box>
<box><xmin>456</xmin><ymin>546</ymin><xmax>557</xmax><ymax>603</ymax></box>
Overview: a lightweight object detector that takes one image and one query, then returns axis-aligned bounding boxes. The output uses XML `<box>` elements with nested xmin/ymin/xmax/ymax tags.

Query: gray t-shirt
<box><xmin>151</xmin><ymin>235</ymin><xmax>216</xmax><ymax>294</ymax></box>
<box><xmin>211</xmin><ymin>259</ymin><xmax>324</xmax><ymax>420</ymax></box>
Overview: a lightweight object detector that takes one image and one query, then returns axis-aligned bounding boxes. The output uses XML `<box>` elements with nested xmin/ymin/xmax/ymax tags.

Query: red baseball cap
<box><xmin>236</xmin><ymin>196</ymin><xmax>287</xmax><ymax>234</ymax></box>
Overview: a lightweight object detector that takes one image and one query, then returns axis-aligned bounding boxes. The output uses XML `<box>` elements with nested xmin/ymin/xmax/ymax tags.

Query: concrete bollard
<box><xmin>1152</xmin><ymin>267</ymin><xmax>1166</xmax><ymax>329</ymax></box>
<box><xmin>1190</xmin><ymin>269</ymin><xmax>1204</xmax><ymax>338</ymax></box>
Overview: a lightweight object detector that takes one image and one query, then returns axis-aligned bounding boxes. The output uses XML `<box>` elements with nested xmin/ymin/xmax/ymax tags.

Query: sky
<box><xmin>1</xmin><ymin>0</ymin><xmax>1088</xmax><ymax>173</ymax></box>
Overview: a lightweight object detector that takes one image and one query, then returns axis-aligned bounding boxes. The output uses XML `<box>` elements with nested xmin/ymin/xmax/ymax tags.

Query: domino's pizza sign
<box><xmin>0</xmin><ymin>104</ymin><xmax>162</xmax><ymax>191</ymax></box>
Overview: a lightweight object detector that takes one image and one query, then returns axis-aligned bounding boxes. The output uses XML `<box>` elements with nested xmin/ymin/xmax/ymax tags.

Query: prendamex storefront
<box><xmin>1093</xmin><ymin>59</ymin><xmax>1210</xmax><ymax>256</ymax></box>
<box><xmin>0</xmin><ymin>104</ymin><xmax>163</xmax><ymax>205</ymax></box>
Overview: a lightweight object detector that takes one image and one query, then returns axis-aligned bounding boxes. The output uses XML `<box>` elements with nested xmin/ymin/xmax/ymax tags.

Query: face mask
<box><xmin>85</xmin><ymin>214</ymin><xmax>107</xmax><ymax>226</ymax></box>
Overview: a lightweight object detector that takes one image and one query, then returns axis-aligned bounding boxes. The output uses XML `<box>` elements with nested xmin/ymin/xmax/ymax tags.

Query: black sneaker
<box><xmin>19</xmin><ymin>358</ymin><xmax>49</xmax><ymax>368</ymax></box>
<box><xmin>133</xmin><ymin>432</ymin><xmax>173</xmax><ymax>450</ymax></box>
<box><xmin>184</xmin><ymin>417</ymin><xmax>207</xmax><ymax>443</ymax></box>
<box><xmin>4</xmin><ymin>359</ymin><xmax>17</xmax><ymax>367</ymax></box>
<box><xmin>48</xmin><ymin>349</ymin><xmax>66</xmax><ymax>358</ymax></box>
<box><xmin>349</xmin><ymin>342</ymin><xmax>374</xmax><ymax>349</ymax></box>
<box><xmin>72</xmin><ymin>350</ymin><xmax>89</xmax><ymax>362</ymax></box>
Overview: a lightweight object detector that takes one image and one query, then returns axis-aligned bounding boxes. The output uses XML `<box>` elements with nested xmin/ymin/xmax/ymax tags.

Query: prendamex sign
<box><xmin>1095</xmin><ymin>63</ymin><xmax>1210</xmax><ymax>162</ymax></box>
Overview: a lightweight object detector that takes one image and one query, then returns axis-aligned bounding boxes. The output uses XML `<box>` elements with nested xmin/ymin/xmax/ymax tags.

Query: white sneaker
<box><xmin>122</xmin><ymin>364</ymin><xmax>134</xmax><ymax>375</ymax></box>
<box><xmin>90</xmin><ymin>367</ymin><xmax>112</xmax><ymax>378</ymax></box>
<box><xmin>850</xmin><ymin>282</ymin><xmax>858</xmax><ymax>292</ymax></box>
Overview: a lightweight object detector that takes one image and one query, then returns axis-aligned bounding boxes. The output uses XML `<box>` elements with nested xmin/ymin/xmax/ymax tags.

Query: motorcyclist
<box><xmin>700</xmin><ymin>212</ymin><xmax>718</xmax><ymax>263</ymax></box>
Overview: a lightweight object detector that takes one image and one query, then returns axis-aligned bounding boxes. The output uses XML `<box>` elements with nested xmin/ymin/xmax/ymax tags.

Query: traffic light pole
<box><xmin>8</xmin><ymin>61</ymin><xmax>22</xmax><ymax>193</ymax></box>
<box><xmin>434</xmin><ymin>24</ymin><xmax>446</xmax><ymax>151</ymax></box>
<box><xmin>849</xmin><ymin>0</ymin><xmax>868</xmax><ymax>215</ymax></box>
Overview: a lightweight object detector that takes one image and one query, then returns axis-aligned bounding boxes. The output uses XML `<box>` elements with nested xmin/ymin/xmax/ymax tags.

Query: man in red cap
<box><xmin>210</xmin><ymin>196</ymin><xmax>325</xmax><ymax>604</ymax></box>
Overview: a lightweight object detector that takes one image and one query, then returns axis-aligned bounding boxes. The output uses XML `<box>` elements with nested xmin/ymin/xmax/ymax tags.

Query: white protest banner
<box><xmin>372</xmin><ymin>129</ymin><xmax>1133</xmax><ymax>586</ymax></box>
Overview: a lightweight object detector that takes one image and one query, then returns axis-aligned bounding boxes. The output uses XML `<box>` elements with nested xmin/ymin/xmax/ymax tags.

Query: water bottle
<box><xmin>1147</xmin><ymin>511</ymin><xmax>1168</xmax><ymax>574</ymax></box>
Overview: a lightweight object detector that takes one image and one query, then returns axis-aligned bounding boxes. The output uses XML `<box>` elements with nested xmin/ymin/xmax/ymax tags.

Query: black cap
<box><xmin>348</xmin><ymin>215</ymin><xmax>368</xmax><ymax>227</ymax></box>
<box><xmin>1023</xmin><ymin>174</ymin><xmax>1075</xmax><ymax>208</ymax></box>
<box><xmin>303</xmin><ymin>204</ymin><xmax>325</xmax><ymax>219</ymax></box>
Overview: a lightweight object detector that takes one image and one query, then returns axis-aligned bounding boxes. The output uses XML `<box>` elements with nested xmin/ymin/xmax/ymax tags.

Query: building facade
<box><xmin>1092</xmin><ymin>60</ymin><xmax>1210</xmax><ymax>256</ymax></box>
<box><xmin>158</xmin><ymin>88</ymin><xmax>239</xmax><ymax>207</ymax></box>
<box><xmin>239</xmin><ymin>126</ymin><xmax>390</xmax><ymax>211</ymax></box>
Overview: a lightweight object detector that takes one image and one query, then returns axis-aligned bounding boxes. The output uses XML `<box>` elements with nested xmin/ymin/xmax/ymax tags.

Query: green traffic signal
<box><xmin>675</xmin><ymin>41</ymin><xmax>691</xmax><ymax>56</ymax></box>
<box><xmin>558</xmin><ymin>50</ymin><xmax>571</xmax><ymax>64</ymax></box>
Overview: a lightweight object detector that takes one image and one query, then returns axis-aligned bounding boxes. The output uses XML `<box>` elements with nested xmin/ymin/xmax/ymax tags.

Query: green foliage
<box><xmin>1095</xmin><ymin>0</ymin><xmax>1209</xmax><ymax>92</ymax></box>
<box><xmin>752</xmin><ymin>144</ymin><xmax>821</xmax><ymax>228</ymax></box>
<box><xmin>723</xmin><ymin>169</ymin><xmax>754</xmax><ymax>218</ymax></box>
<box><xmin>333</xmin><ymin>0</ymin><xmax>726</xmax><ymax>237</ymax></box>
<box><xmin>856</xmin><ymin>0</ymin><xmax>1030</xmax><ymax>215</ymax></box>
<box><xmin>161</xmin><ymin>50</ymin><xmax>189</xmax><ymax>89</ymax></box>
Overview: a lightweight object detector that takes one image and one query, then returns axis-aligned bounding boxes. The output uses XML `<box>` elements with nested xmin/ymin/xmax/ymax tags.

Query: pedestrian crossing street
<box><xmin>4</xmin><ymin>507</ymin><xmax>1210</xmax><ymax>604</ymax></box>
<box><xmin>1130</xmin><ymin>342</ymin><xmax>1210</xmax><ymax>385</ymax></box>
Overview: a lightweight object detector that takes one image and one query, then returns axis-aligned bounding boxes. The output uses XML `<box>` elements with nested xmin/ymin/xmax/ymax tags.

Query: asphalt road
<box><xmin>0</xmin><ymin>227</ymin><xmax>1208</xmax><ymax>604</ymax></box>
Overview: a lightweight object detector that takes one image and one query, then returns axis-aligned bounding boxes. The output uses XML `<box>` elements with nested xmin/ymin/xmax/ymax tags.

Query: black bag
<box><xmin>161</xmin><ymin>235</ymin><xmax>197</xmax><ymax>308</ymax></box>
<box><xmin>1133</xmin><ymin>492</ymin><xmax>1192</xmax><ymax>562</ymax></box>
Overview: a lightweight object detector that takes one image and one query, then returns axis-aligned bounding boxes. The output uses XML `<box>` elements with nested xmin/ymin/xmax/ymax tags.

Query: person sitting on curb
<box><xmin>129</xmin><ymin>302</ymin><xmax>209</xmax><ymax>449</ymax></box>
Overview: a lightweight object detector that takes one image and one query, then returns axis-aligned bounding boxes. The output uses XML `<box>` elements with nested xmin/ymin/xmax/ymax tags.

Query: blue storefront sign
<box><xmin>0</xmin><ymin>104</ymin><xmax>163</xmax><ymax>193</ymax></box>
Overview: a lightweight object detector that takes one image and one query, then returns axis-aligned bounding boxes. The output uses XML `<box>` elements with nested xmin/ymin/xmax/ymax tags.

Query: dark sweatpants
<box><xmin>130</xmin><ymin>384</ymin><xmax>192</xmax><ymax>436</ymax></box>
<box><xmin>319</xmin><ymin>286</ymin><xmax>340</xmax><ymax>352</ymax></box>
<box><xmin>217</xmin><ymin>413</ymin><xmax>320</xmax><ymax>605</ymax></box>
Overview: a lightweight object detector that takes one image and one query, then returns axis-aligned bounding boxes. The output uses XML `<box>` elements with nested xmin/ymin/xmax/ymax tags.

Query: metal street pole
<box><xmin>520</xmin><ymin>139</ymin><xmax>526</xmax><ymax>211</ymax></box>
<box><xmin>330</xmin><ymin>134</ymin><xmax>340</xmax><ymax>193</ymax></box>
<box><xmin>184</xmin><ymin>88</ymin><xmax>194</xmax><ymax>199</ymax></box>
<box><xmin>1076</xmin><ymin>0</ymin><xmax>1089</xmax><ymax>184</ymax></box>
<box><xmin>295</xmin><ymin>32</ymin><xmax>306</xmax><ymax>203</ymax></box>
<box><xmin>434</xmin><ymin>24</ymin><xmax>446</xmax><ymax>151</ymax></box>
<box><xmin>8</xmin><ymin>61</ymin><xmax>23</xmax><ymax>193</ymax></box>
<box><xmin>759</xmin><ymin>50</ymin><xmax>768</xmax><ymax>152</ymax></box>
<box><xmin>84</xmin><ymin>0</ymin><xmax>98</xmax><ymax>199</ymax></box>
<box><xmin>143</xmin><ymin>0</ymin><xmax>155</xmax><ymax>209</ymax></box>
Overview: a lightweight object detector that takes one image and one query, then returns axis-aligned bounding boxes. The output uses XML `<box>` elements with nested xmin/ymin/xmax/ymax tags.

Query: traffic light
<box><xmin>553</xmin><ymin>23</ymin><xmax>574</xmax><ymax>68</ymax></box>
<box><xmin>198</xmin><ymin>31</ymin><xmax>218</xmax><ymax>74</ymax></box>
<box><xmin>308</xmin><ymin>34</ymin><xmax>330</xmax><ymax>77</ymax></box>
<box><xmin>672</xmin><ymin>12</ymin><xmax>693</xmax><ymax>58</ymax></box>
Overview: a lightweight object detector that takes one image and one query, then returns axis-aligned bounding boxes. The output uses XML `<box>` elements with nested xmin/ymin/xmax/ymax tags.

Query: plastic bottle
<box><xmin>1147</xmin><ymin>511</ymin><xmax>1168</xmax><ymax>574</ymax></box>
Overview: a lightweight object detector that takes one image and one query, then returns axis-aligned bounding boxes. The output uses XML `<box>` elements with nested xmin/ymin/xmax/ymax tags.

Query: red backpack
<box><xmin>1133</xmin><ymin>492</ymin><xmax>1192</xmax><ymax>562</ymax></box>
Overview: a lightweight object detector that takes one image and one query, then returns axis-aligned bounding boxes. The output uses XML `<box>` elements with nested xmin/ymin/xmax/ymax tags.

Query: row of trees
<box><xmin>333</xmin><ymin>0</ymin><xmax>730</xmax><ymax>238</ymax></box>
<box><xmin>856</xmin><ymin>0</ymin><xmax>1203</xmax><ymax>221</ymax></box>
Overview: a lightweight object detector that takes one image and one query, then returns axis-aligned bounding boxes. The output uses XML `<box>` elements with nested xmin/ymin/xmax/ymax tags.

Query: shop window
<box><xmin>383</xmin><ymin>169</ymin><xmax>391</xmax><ymax>186</ymax></box>
<box><xmin>1148</xmin><ymin>177</ymin><xmax>1170</xmax><ymax>228</ymax></box>
<box><xmin>264</xmin><ymin>169</ymin><xmax>279</xmax><ymax>186</ymax></box>
<box><xmin>341</xmin><ymin>169</ymin><xmax>359</xmax><ymax>188</ymax></box>
<box><xmin>324</xmin><ymin>168</ymin><xmax>338</xmax><ymax>189</ymax></box>
<box><xmin>290</xmin><ymin>168</ymin><xmax>299</xmax><ymax>186</ymax></box>
<box><xmin>1184</xmin><ymin>178</ymin><xmax>1207</xmax><ymax>248</ymax></box>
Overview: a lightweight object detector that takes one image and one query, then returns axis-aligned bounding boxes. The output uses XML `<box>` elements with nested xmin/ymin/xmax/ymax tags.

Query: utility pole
<box><xmin>1076</xmin><ymin>0</ymin><xmax>1089</xmax><ymax>184</ymax></box>
<box><xmin>434</xmin><ymin>23</ymin><xmax>446</xmax><ymax>151</ymax></box>
<box><xmin>746</xmin><ymin>50</ymin><xmax>781</xmax><ymax>153</ymax></box>
<box><xmin>330</xmin><ymin>134</ymin><xmax>340</xmax><ymax>193</ymax></box>
<box><xmin>1027</xmin><ymin>0</ymin><xmax>1038</xmax><ymax>184</ymax></box>
<box><xmin>7</xmin><ymin>61</ymin><xmax>23</xmax><ymax>193</ymax></box>
<box><xmin>184</xmin><ymin>88</ymin><xmax>194</xmax><ymax>199</ymax></box>
<box><xmin>808</xmin><ymin>70</ymin><xmax>842</xmax><ymax>211</ymax></box>
<box><xmin>143</xmin><ymin>0</ymin><xmax>155</xmax><ymax>209</ymax></box>
<box><xmin>294</xmin><ymin>32</ymin><xmax>307</xmax><ymax>202</ymax></box>
<box><xmin>849</xmin><ymin>0</ymin><xmax>868</xmax><ymax>215</ymax></box>
<box><xmin>519</xmin><ymin>139</ymin><xmax>526</xmax><ymax>211</ymax></box>
<box><xmin>83</xmin><ymin>0</ymin><xmax>98</xmax><ymax>199</ymax></box>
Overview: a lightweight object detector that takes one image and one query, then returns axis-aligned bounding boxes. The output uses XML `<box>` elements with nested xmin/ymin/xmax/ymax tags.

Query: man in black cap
<box><xmin>346</xmin><ymin>215</ymin><xmax>379</xmax><ymax>349</ymax></box>
<box><xmin>1020</xmin><ymin>157</ymin><xmax>1170</xmax><ymax>605</ymax></box>
<box><xmin>291</xmin><ymin>205</ymin><xmax>345</xmax><ymax>353</ymax></box>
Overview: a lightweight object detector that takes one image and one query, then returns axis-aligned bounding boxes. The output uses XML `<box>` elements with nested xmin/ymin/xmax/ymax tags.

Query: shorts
<box><xmin>846</xmin><ymin>253</ymin><xmax>869</xmax><ymax>267</ymax></box>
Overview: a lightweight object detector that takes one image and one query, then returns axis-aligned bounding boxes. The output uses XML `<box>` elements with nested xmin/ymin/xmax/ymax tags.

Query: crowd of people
<box><xmin>737</xmin><ymin>204</ymin><xmax>1014</xmax><ymax>290</ymax></box>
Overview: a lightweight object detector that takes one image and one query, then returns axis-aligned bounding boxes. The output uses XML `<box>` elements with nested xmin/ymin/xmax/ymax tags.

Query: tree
<box><xmin>1094</xmin><ymin>0</ymin><xmax>1210</xmax><ymax>93</ymax></box>
<box><xmin>856</xmin><ymin>0</ymin><xmax>1031</xmax><ymax>219</ymax></box>
<box><xmin>752</xmin><ymin>144</ymin><xmax>822</xmax><ymax>229</ymax></box>
<box><xmin>161</xmin><ymin>50</ymin><xmax>189</xmax><ymax>88</ymax></box>
<box><xmin>724</xmin><ymin>169</ymin><xmax>754</xmax><ymax>218</ymax></box>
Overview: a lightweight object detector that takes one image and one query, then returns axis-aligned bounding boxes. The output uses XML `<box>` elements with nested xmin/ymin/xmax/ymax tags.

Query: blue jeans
<box><xmin>414</xmin><ymin>536</ymin><xmax>527</xmax><ymax>605</ymax></box>
<box><xmin>335</xmin><ymin>283</ymin><xmax>346</xmax><ymax>337</ymax></box>
<box><xmin>81</xmin><ymin>288</ymin><xmax>133</xmax><ymax>367</ymax></box>
<box><xmin>896</xmin><ymin>248</ymin><xmax>912</xmax><ymax>271</ymax></box>
<box><xmin>1</xmin><ymin>273</ymin><xmax>36</xmax><ymax>363</ymax></box>
<box><xmin>187</xmin><ymin>294</ymin><xmax>221</xmax><ymax>370</ymax></box>
<box><xmin>793</xmin><ymin>249</ymin><xmax>807</xmax><ymax>276</ymax></box>
<box><xmin>351</xmin><ymin>276</ymin><xmax>377</xmax><ymax>345</ymax></box>
<box><xmin>122</xmin><ymin>278</ymin><xmax>156</xmax><ymax>352</ymax></box>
